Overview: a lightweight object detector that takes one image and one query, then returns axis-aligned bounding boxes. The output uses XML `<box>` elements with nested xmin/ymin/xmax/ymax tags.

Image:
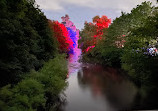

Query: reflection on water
<box><xmin>60</xmin><ymin>47</ymin><xmax>158</xmax><ymax>111</ymax></box>
<box><xmin>59</xmin><ymin>48</ymin><xmax>138</xmax><ymax>111</ymax></box>
<box><xmin>67</xmin><ymin>47</ymin><xmax>81</xmax><ymax>75</ymax></box>
<box><xmin>77</xmin><ymin>65</ymin><xmax>137</xmax><ymax>110</ymax></box>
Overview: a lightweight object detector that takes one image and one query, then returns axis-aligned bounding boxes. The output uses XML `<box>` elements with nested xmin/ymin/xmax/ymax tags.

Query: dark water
<box><xmin>59</xmin><ymin>48</ymin><xmax>158</xmax><ymax>111</ymax></box>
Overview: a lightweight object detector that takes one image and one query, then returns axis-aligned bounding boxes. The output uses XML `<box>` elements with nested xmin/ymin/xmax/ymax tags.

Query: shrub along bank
<box><xmin>0</xmin><ymin>54</ymin><xmax>67</xmax><ymax>111</ymax></box>
<box><xmin>80</xmin><ymin>1</ymin><xmax>158</xmax><ymax>85</ymax></box>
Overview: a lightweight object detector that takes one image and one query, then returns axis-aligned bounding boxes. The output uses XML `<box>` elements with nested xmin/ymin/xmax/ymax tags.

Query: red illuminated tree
<box><xmin>48</xmin><ymin>20</ymin><xmax>73</xmax><ymax>52</ymax></box>
<box><xmin>93</xmin><ymin>15</ymin><xmax>111</xmax><ymax>41</ymax></box>
<box><xmin>79</xmin><ymin>15</ymin><xmax>111</xmax><ymax>52</ymax></box>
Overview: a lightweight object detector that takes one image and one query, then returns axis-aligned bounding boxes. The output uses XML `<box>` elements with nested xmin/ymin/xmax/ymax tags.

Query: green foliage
<box><xmin>0</xmin><ymin>0</ymin><xmax>67</xmax><ymax>110</ymax></box>
<box><xmin>119</xmin><ymin>2</ymin><xmax>158</xmax><ymax>86</ymax></box>
<box><xmin>83</xmin><ymin>44</ymin><xmax>122</xmax><ymax>67</ymax></box>
<box><xmin>79</xmin><ymin>22</ymin><xmax>97</xmax><ymax>51</ymax></box>
<box><xmin>81</xmin><ymin>1</ymin><xmax>158</xmax><ymax>87</ymax></box>
<box><xmin>121</xmin><ymin>19</ymin><xmax>158</xmax><ymax>86</ymax></box>
<box><xmin>0</xmin><ymin>81</ymin><xmax>45</xmax><ymax>111</ymax></box>
<box><xmin>0</xmin><ymin>0</ymin><xmax>57</xmax><ymax>86</ymax></box>
<box><xmin>80</xmin><ymin>2</ymin><xmax>155</xmax><ymax>67</ymax></box>
<box><xmin>30</xmin><ymin>54</ymin><xmax>67</xmax><ymax>106</ymax></box>
<box><xmin>0</xmin><ymin>55</ymin><xmax>67</xmax><ymax>111</ymax></box>
<box><xmin>79</xmin><ymin>15</ymin><xmax>111</xmax><ymax>52</ymax></box>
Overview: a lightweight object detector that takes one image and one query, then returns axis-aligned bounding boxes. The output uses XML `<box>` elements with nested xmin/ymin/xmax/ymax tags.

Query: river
<box><xmin>57</xmin><ymin>47</ymin><xmax>141</xmax><ymax>111</ymax></box>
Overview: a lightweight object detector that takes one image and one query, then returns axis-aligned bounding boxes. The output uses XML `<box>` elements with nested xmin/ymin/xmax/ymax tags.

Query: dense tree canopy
<box><xmin>0</xmin><ymin>0</ymin><xmax>57</xmax><ymax>86</ymax></box>
<box><xmin>0</xmin><ymin>0</ymin><xmax>68</xmax><ymax>110</ymax></box>
<box><xmin>48</xmin><ymin>20</ymin><xmax>74</xmax><ymax>53</ymax></box>
<box><xmin>79</xmin><ymin>15</ymin><xmax>111</xmax><ymax>52</ymax></box>
<box><xmin>80</xmin><ymin>1</ymin><xmax>158</xmax><ymax>86</ymax></box>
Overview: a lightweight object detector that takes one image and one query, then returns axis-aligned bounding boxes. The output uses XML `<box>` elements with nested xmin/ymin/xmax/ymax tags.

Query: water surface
<box><xmin>60</xmin><ymin>48</ymin><xmax>138</xmax><ymax>111</ymax></box>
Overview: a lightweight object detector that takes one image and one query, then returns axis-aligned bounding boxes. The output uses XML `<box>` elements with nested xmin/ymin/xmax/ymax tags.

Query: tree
<box><xmin>79</xmin><ymin>15</ymin><xmax>111</xmax><ymax>52</ymax></box>
<box><xmin>48</xmin><ymin>20</ymin><xmax>74</xmax><ymax>53</ymax></box>
<box><xmin>121</xmin><ymin>2</ymin><xmax>158</xmax><ymax>85</ymax></box>
<box><xmin>0</xmin><ymin>0</ymin><xmax>57</xmax><ymax>86</ymax></box>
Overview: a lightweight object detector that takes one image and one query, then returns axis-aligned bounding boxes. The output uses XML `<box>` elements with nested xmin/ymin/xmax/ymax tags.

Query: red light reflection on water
<box><xmin>78</xmin><ymin>65</ymin><xmax>125</xmax><ymax>97</ymax></box>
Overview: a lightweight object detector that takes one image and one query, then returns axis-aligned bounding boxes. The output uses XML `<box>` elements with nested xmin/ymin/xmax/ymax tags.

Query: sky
<box><xmin>36</xmin><ymin>0</ymin><xmax>157</xmax><ymax>30</ymax></box>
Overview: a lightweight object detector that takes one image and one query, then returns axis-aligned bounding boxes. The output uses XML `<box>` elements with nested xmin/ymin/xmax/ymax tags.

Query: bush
<box><xmin>0</xmin><ymin>0</ymin><xmax>57</xmax><ymax>86</ymax></box>
<box><xmin>83</xmin><ymin>45</ymin><xmax>122</xmax><ymax>67</ymax></box>
<box><xmin>0</xmin><ymin>55</ymin><xmax>67</xmax><ymax>111</ymax></box>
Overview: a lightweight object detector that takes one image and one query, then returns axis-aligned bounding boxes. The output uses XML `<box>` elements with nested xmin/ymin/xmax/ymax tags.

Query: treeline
<box><xmin>80</xmin><ymin>1</ymin><xmax>158</xmax><ymax>96</ymax></box>
<box><xmin>79</xmin><ymin>15</ymin><xmax>111</xmax><ymax>52</ymax></box>
<box><xmin>0</xmin><ymin>0</ymin><xmax>57</xmax><ymax>86</ymax></box>
<box><xmin>0</xmin><ymin>0</ymin><xmax>67</xmax><ymax>110</ymax></box>
<box><xmin>48</xmin><ymin>14</ymin><xmax>79</xmax><ymax>54</ymax></box>
<box><xmin>48</xmin><ymin>20</ymin><xmax>74</xmax><ymax>53</ymax></box>
<box><xmin>0</xmin><ymin>55</ymin><xmax>67</xmax><ymax>111</ymax></box>
<box><xmin>80</xmin><ymin>2</ymin><xmax>158</xmax><ymax>108</ymax></box>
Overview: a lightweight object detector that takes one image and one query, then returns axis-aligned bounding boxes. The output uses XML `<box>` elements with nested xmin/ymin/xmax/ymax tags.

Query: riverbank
<box><xmin>80</xmin><ymin>54</ymin><xmax>158</xmax><ymax>110</ymax></box>
<box><xmin>0</xmin><ymin>54</ymin><xmax>68</xmax><ymax>111</ymax></box>
<box><xmin>61</xmin><ymin>49</ymin><xmax>139</xmax><ymax>111</ymax></box>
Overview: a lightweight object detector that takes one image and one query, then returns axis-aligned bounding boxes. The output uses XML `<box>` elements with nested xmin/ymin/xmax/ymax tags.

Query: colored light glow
<box><xmin>83</xmin><ymin>15</ymin><xmax>111</xmax><ymax>52</ymax></box>
<box><xmin>61</xmin><ymin>15</ymin><xmax>79</xmax><ymax>54</ymax></box>
<box><xmin>85</xmin><ymin>46</ymin><xmax>95</xmax><ymax>52</ymax></box>
<box><xmin>48</xmin><ymin>20</ymin><xmax>74</xmax><ymax>52</ymax></box>
<box><xmin>48</xmin><ymin>15</ymin><xmax>80</xmax><ymax>54</ymax></box>
<box><xmin>67</xmin><ymin>27</ymin><xmax>77</xmax><ymax>48</ymax></box>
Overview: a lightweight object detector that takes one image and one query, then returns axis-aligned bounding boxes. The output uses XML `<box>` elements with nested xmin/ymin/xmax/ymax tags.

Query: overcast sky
<box><xmin>36</xmin><ymin>0</ymin><xmax>157</xmax><ymax>30</ymax></box>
